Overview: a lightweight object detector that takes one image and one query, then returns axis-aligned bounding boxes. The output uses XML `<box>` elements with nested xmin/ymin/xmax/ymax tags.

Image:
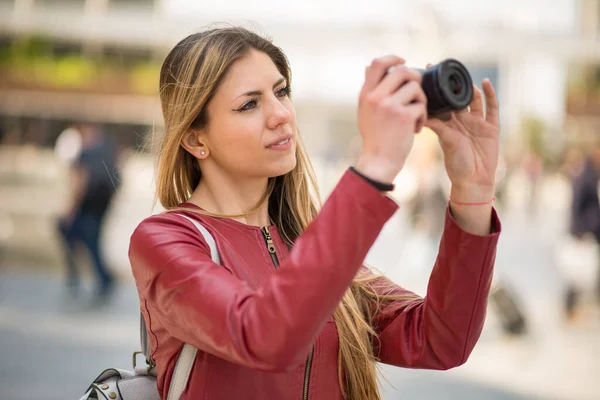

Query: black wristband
<box><xmin>349</xmin><ymin>167</ymin><xmax>395</xmax><ymax>192</ymax></box>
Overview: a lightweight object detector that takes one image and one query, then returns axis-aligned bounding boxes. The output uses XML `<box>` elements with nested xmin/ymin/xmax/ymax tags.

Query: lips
<box><xmin>266</xmin><ymin>135</ymin><xmax>293</xmax><ymax>148</ymax></box>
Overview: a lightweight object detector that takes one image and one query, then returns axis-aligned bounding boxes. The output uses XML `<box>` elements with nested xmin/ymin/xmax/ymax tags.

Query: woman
<box><xmin>129</xmin><ymin>27</ymin><xmax>501</xmax><ymax>400</ymax></box>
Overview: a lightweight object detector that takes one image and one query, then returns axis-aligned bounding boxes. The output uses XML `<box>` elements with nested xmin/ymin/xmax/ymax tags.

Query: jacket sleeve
<box><xmin>371</xmin><ymin>205</ymin><xmax>501</xmax><ymax>370</ymax></box>
<box><xmin>128</xmin><ymin>170</ymin><xmax>398</xmax><ymax>373</ymax></box>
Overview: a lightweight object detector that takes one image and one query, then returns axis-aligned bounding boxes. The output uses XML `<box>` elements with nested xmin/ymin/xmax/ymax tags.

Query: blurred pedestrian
<box><xmin>54</xmin><ymin>126</ymin><xmax>82</xmax><ymax>165</ymax></box>
<box><xmin>127</xmin><ymin>27</ymin><xmax>502</xmax><ymax>399</ymax></box>
<box><xmin>568</xmin><ymin>141</ymin><xmax>600</xmax><ymax>315</ymax></box>
<box><xmin>57</xmin><ymin>122</ymin><xmax>119</xmax><ymax>300</ymax></box>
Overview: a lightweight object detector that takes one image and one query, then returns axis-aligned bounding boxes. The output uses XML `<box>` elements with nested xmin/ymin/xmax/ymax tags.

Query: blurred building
<box><xmin>0</xmin><ymin>0</ymin><xmax>599</xmax><ymax>156</ymax></box>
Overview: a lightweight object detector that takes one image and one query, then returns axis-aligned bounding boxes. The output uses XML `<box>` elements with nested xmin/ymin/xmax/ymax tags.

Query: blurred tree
<box><xmin>0</xmin><ymin>35</ymin><xmax>161</xmax><ymax>95</ymax></box>
<box><xmin>130</xmin><ymin>63</ymin><xmax>162</xmax><ymax>95</ymax></box>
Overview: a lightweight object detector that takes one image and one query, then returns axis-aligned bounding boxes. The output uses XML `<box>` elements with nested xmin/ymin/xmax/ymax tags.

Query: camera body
<box><xmin>412</xmin><ymin>59</ymin><xmax>473</xmax><ymax>120</ymax></box>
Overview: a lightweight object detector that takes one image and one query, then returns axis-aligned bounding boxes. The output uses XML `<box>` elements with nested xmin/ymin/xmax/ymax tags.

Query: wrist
<box><xmin>354</xmin><ymin>156</ymin><xmax>400</xmax><ymax>185</ymax></box>
<box><xmin>349</xmin><ymin>167</ymin><xmax>395</xmax><ymax>192</ymax></box>
<box><xmin>449</xmin><ymin>184</ymin><xmax>496</xmax><ymax>204</ymax></box>
<box><xmin>448</xmin><ymin>184</ymin><xmax>495</xmax><ymax>235</ymax></box>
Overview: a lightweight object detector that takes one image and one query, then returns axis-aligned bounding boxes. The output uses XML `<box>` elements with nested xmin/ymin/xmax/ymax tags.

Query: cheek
<box><xmin>210</xmin><ymin>116</ymin><xmax>263</xmax><ymax>163</ymax></box>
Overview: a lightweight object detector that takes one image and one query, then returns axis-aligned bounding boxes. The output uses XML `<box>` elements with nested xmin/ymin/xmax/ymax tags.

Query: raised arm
<box><xmin>368</xmin><ymin>74</ymin><xmax>503</xmax><ymax>368</ymax></box>
<box><xmin>129</xmin><ymin>171</ymin><xmax>397</xmax><ymax>373</ymax></box>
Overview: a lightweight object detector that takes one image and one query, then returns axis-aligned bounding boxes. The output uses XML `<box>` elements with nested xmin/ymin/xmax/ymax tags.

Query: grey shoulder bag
<box><xmin>78</xmin><ymin>214</ymin><xmax>219</xmax><ymax>400</ymax></box>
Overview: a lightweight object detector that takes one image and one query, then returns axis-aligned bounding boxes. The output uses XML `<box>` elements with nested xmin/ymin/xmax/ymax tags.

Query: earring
<box><xmin>200</xmin><ymin>151</ymin><xmax>206</xmax><ymax>156</ymax></box>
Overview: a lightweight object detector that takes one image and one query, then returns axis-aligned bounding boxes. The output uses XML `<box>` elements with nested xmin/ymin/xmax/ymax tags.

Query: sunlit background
<box><xmin>1</xmin><ymin>1</ymin><xmax>599</xmax><ymax>399</ymax></box>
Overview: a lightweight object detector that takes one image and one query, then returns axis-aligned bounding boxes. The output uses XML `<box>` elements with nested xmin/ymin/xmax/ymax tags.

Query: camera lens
<box><xmin>419</xmin><ymin>59</ymin><xmax>473</xmax><ymax>118</ymax></box>
<box><xmin>448</xmin><ymin>73</ymin><xmax>463</xmax><ymax>96</ymax></box>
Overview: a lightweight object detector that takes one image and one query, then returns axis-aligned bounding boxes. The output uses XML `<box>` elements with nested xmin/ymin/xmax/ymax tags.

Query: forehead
<box><xmin>218</xmin><ymin>50</ymin><xmax>284</xmax><ymax>95</ymax></box>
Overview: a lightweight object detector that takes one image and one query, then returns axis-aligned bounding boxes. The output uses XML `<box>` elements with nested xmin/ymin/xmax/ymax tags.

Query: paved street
<box><xmin>1</xmin><ymin>155</ymin><xmax>599</xmax><ymax>399</ymax></box>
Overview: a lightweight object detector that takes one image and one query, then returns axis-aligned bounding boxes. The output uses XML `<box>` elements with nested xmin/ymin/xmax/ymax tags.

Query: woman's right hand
<box><xmin>355</xmin><ymin>55</ymin><xmax>427</xmax><ymax>184</ymax></box>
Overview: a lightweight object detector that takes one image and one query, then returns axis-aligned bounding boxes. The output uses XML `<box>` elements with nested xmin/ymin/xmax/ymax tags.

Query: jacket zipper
<box><xmin>260</xmin><ymin>226</ymin><xmax>314</xmax><ymax>400</ymax></box>
<box><xmin>302</xmin><ymin>347</ymin><xmax>314</xmax><ymax>400</ymax></box>
<box><xmin>261</xmin><ymin>226</ymin><xmax>280</xmax><ymax>268</ymax></box>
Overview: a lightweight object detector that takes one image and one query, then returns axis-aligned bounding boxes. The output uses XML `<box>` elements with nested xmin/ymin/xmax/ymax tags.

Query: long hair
<box><xmin>155</xmin><ymin>25</ymin><xmax>413</xmax><ymax>400</ymax></box>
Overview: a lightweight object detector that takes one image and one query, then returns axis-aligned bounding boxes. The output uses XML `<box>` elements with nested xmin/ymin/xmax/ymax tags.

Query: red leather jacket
<box><xmin>129</xmin><ymin>170</ymin><xmax>501</xmax><ymax>400</ymax></box>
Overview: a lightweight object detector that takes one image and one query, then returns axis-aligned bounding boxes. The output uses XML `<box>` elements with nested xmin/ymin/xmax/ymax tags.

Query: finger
<box><xmin>469</xmin><ymin>84</ymin><xmax>484</xmax><ymax>118</ymax></box>
<box><xmin>388</xmin><ymin>79</ymin><xmax>426</xmax><ymax>106</ymax></box>
<box><xmin>405</xmin><ymin>103</ymin><xmax>428</xmax><ymax>133</ymax></box>
<box><xmin>370</xmin><ymin>66</ymin><xmax>421</xmax><ymax>99</ymax></box>
<box><xmin>482</xmin><ymin>78</ymin><xmax>499</xmax><ymax>126</ymax></box>
<box><xmin>363</xmin><ymin>55</ymin><xmax>405</xmax><ymax>93</ymax></box>
<box><xmin>424</xmin><ymin>118</ymin><xmax>457</xmax><ymax>148</ymax></box>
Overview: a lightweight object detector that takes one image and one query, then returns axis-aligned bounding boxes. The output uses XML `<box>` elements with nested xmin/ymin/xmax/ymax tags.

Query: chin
<box><xmin>268</xmin><ymin>154</ymin><xmax>297</xmax><ymax>178</ymax></box>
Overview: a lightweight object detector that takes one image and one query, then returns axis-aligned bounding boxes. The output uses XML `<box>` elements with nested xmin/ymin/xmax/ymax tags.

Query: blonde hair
<box><xmin>155</xmin><ymin>26</ymin><xmax>413</xmax><ymax>400</ymax></box>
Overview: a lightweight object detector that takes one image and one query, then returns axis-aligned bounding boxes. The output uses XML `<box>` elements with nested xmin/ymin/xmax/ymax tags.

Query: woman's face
<box><xmin>202</xmin><ymin>49</ymin><xmax>297</xmax><ymax>179</ymax></box>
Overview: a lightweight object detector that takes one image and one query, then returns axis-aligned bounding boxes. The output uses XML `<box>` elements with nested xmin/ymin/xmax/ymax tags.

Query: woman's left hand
<box><xmin>424</xmin><ymin>79</ymin><xmax>499</xmax><ymax>197</ymax></box>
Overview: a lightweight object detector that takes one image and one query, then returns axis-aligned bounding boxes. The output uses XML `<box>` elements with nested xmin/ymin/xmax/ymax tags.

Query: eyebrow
<box><xmin>235</xmin><ymin>78</ymin><xmax>286</xmax><ymax>100</ymax></box>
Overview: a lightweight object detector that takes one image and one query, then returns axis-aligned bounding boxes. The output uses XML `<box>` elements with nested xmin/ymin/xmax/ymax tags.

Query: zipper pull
<box><xmin>261</xmin><ymin>227</ymin><xmax>276</xmax><ymax>254</ymax></box>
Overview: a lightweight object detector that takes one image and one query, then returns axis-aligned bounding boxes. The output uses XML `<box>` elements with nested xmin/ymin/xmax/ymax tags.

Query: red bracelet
<box><xmin>448</xmin><ymin>195</ymin><xmax>496</xmax><ymax>206</ymax></box>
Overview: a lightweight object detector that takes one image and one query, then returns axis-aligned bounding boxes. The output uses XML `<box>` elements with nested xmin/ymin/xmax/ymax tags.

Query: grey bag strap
<box><xmin>179</xmin><ymin>214</ymin><xmax>221</xmax><ymax>265</ymax></box>
<box><xmin>139</xmin><ymin>213</ymin><xmax>221</xmax><ymax>400</ymax></box>
<box><xmin>141</xmin><ymin>314</ymin><xmax>151</xmax><ymax>366</ymax></box>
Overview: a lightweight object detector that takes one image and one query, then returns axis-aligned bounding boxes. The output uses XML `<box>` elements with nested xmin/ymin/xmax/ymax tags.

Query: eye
<box><xmin>236</xmin><ymin>100</ymin><xmax>257</xmax><ymax>112</ymax></box>
<box><xmin>276</xmin><ymin>86</ymin><xmax>291</xmax><ymax>98</ymax></box>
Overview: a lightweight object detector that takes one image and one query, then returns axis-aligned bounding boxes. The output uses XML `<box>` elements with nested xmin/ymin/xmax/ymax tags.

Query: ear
<box><xmin>181</xmin><ymin>130</ymin><xmax>209</xmax><ymax>160</ymax></box>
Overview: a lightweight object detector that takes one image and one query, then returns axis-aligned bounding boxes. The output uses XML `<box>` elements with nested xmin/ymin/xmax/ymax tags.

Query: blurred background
<box><xmin>1</xmin><ymin>0</ymin><xmax>600</xmax><ymax>399</ymax></box>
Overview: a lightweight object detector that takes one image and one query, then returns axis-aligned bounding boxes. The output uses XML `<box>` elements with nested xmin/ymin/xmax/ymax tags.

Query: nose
<box><xmin>266</xmin><ymin>97</ymin><xmax>291</xmax><ymax>130</ymax></box>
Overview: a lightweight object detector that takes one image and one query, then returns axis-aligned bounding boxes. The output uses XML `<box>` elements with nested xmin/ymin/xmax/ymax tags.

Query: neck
<box><xmin>188</xmin><ymin>163</ymin><xmax>271</xmax><ymax>227</ymax></box>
